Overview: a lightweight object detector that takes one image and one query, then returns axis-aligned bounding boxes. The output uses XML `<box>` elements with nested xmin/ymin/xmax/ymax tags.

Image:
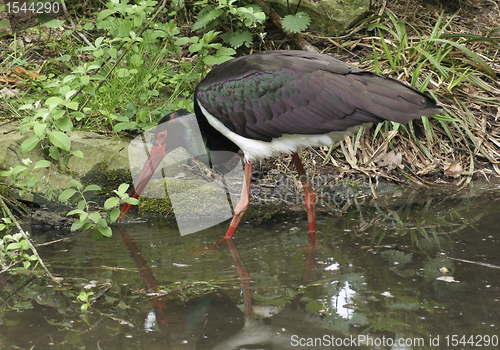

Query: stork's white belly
<box><xmin>199</xmin><ymin>103</ymin><xmax>371</xmax><ymax>162</ymax></box>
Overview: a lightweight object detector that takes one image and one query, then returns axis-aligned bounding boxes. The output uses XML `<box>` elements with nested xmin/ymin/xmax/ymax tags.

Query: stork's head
<box><xmin>119</xmin><ymin>109</ymin><xmax>200</xmax><ymax>219</ymax></box>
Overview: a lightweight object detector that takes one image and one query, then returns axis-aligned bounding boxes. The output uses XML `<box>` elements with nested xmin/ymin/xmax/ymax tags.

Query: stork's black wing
<box><xmin>195</xmin><ymin>50</ymin><xmax>441</xmax><ymax>142</ymax></box>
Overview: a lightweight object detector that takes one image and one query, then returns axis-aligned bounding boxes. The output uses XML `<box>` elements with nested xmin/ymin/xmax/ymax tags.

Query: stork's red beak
<box><xmin>119</xmin><ymin>141</ymin><xmax>167</xmax><ymax>221</ymax></box>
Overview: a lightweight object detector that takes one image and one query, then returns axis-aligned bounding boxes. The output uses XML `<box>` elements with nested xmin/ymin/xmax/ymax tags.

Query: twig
<box><xmin>60</xmin><ymin>1</ymin><xmax>95</xmax><ymax>48</ymax></box>
<box><xmin>1</xmin><ymin>196</ymin><xmax>27</xmax><ymax>216</ymax></box>
<box><xmin>34</xmin><ymin>237</ymin><xmax>71</xmax><ymax>247</ymax></box>
<box><xmin>90</xmin><ymin>283</ymin><xmax>112</xmax><ymax>305</ymax></box>
<box><xmin>448</xmin><ymin>257</ymin><xmax>500</xmax><ymax>270</ymax></box>
<box><xmin>0</xmin><ymin>195</ymin><xmax>58</xmax><ymax>282</ymax></box>
<box><xmin>0</xmin><ymin>262</ymin><xmax>19</xmax><ymax>274</ymax></box>
<box><xmin>0</xmin><ymin>119</ymin><xmax>16</xmax><ymax>128</ymax></box>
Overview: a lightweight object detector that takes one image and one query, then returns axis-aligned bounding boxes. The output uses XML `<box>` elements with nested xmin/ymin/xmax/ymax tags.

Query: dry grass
<box><xmin>261</xmin><ymin>0</ymin><xmax>500</xmax><ymax>189</ymax></box>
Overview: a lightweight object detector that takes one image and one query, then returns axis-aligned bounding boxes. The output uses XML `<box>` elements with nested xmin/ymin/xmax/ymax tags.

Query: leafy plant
<box><xmin>73</xmin><ymin>0</ymin><xmax>238</xmax><ymax>133</ymax></box>
<box><xmin>192</xmin><ymin>0</ymin><xmax>266</xmax><ymax>48</ymax></box>
<box><xmin>77</xmin><ymin>290</ymin><xmax>95</xmax><ymax>312</ymax></box>
<box><xmin>58</xmin><ymin>181</ymin><xmax>138</xmax><ymax>240</ymax></box>
<box><xmin>0</xmin><ymin>158</ymin><xmax>52</xmax><ymax>197</ymax></box>
<box><xmin>0</xmin><ymin>217</ymin><xmax>15</xmax><ymax>234</ymax></box>
<box><xmin>282</xmin><ymin>12</ymin><xmax>311</xmax><ymax>34</ymax></box>
<box><xmin>17</xmin><ymin>81</ymin><xmax>85</xmax><ymax>166</ymax></box>
<box><xmin>0</xmin><ymin>231</ymin><xmax>39</xmax><ymax>269</ymax></box>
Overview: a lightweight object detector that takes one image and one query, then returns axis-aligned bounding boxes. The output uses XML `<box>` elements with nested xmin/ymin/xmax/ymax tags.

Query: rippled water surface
<box><xmin>1</xmin><ymin>182</ymin><xmax>500</xmax><ymax>349</ymax></box>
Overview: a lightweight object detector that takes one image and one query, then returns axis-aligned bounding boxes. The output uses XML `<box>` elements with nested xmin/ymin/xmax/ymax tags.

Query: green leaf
<box><xmin>62</xmin><ymin>74</ymin><xmax>77</xmax><ymax>84</ymax></box>
<box><xmin>72</xmin><ymin>150</ymin><xmax>84</xmax><ymax>158</ymax></box>
<box><xmin>52</xmin><ymin>109</ymin><xmax>65</xmax><ymax>120</ymax></box>
<box><xmin>77</xmin><ymin>200</ymin><xmax>86</xmax><ymax>210</ymax></box>
<box><xmin>59</xmin><ymin>189</ymin><xmax>77</xmax><ymax>202</ymax></box>
<box><xmin>84</xmin><ymin>185</ymin><xmax>102</xmax><ymax>192</ymax></box>
<box><xmin>118</xmin><ymin>20</ymin><xmax>132</xmax><ymax>37</ymax></box>
<box><xmin>174</xmin><ymin>37</ymin><xmax>193</xmax><ymax>46</ymax></box>
<box><xmin>88</xmin><ymin>211</ymin><xmax>101</xmax><ymax>224</ymax></box>
<box><xmin>80</xmin><ymin>75</ymin><xmax>90</xmax><ymax>85</ymax></box>
<box><xmin>48</xmin><ymin>131</ymin><xmax>71</xmax><ymax>152</ymax></box>
<box><xmin>223</xmin><ymin>30</ymin><xmax>253</xmax><ymax>49</ymax></box>
<box><xmin>216</xmin><ymin>46</ymin><xmax>236</xmax><ymax>57</ymax></box>
<box><xmin>72</xmin><ymin>112</ymin><xmax>85</xmax><ymax>121</ymax></box>
<box><xmin>65</xmin><ymin>101</ymin><xmax>79</xmax><ymax>110</ymax></box>
<box><xmin>104</xmin><ymin>197</ymin><xmax>120</xmax><ymax>210</ymax></box>
<box><xmin>67</xmin><ymin>209</ymin><xmax>86</xmax><ymax>216</ymax></box>
<box><xmin>20</xmin><ymin>135</ymin><xmax>40</xmax><ymax>153</ymax></box>
<box><xmin>97</xmin><ymin>218</ymin><xmax>107</xmax><ymax>227</ymax></box>
<box><xmin>6</xmin><ymin>242</ymin><xmax>22</xmax><ymax>250</ymax></box>
<box><xmin>203</xmin><ymin>49</ymin><xmax>235</xmax><ymax>65</ymax></box>
<box><xmin>41</xmin><ymin>19</ymin><xmax>65</xmax><ymax>28</ymax></box>
<box><xmin>91</xmin><ymin>227</ymin><xmax>103</xmax><ymax>241</ymax></box>
<box><xmin>192</xmin><ymin>7</ymin><xmax>224</xmax><ymax>32</ymax></box>
<box><xmin>83</xmin><ymin>22</ymin><xmax>94</xmax><ymax>30</ymax></box>
<box><xmin>33</xmin><ymin>122</ymin><xmax>46</xmax><ymax>138</ymax></box>
<box><xmin>97</xmin><ymin>9</ymin><xmax>116</xmax><ymax>21</ymax></box>
<box><xmin>34</xmin><ymin>160</ymin><xmax>51</xmax><ymax>169</ymax></box>
<box><xmin>19</xmin><ymin>103</ymin><xmax>33</xmax><ymax>110</ymax></box>
<box><xmin>97</xmin><ymin>225</ymin><xmax>112</xmax><ymax>238</ymax></box>
<box><xmin>45</xmin><ymin>96</ymin><xmax>64</xmax><ymax>109</ymax></box>
<box><xmin>77</xmin><ymin>290</ymin><xmax>89</xmax><ymax>302</ymax></box>
<box><xmin>49</xmin><ymin>146</ymin><xmax>60</xmax><ymax>160</ymax></box>
<box><xmin>82</xmin><ymin>222</ymin><xmax>93</xmax><ymax>234</ymax></box>
<box><xmin>189</xmin><ymin>43</ymin><xmax>203</xmax><ymax>53</ymax></box>
<box><xmin>11</xmin><ymin>165</ymin><xmax>28</xmax><ymax>176</ymax></box>
<box><xmin>20</xmin><ymin>240</ymin><xmax>30</xmax><ymax>250</ymax></box>
<box><xmin>71</xmin><ymin>220</ymin><xmax>85</xmax><ymax>232</ymax></box>
<box><xmin>109</xmin><ymin>207</ymin><xmax>121</xmax><ymax>223</ymax></box>
<box><xmin>124</xmin><ymin>197</ymin><xmax>139</xmax><ymax>205</ymax></box>
<box><xmin>117</xmin><ymin>183</ymin><xmax>129</xmax><ymax>195</ymax></box>
<box><xmin>112</xmin><ymin>122</ymin><xmax>137</xmax><ymax>132</ymax></box>
<box><xmin>282</xmin><ymin>12</ymin><xmax>311</xmax><ymax>34</ymax></box>
<box><xmin>55</xmin><ymin>117</ymin><xmax>74</xmax><ymax>132</ymax></box>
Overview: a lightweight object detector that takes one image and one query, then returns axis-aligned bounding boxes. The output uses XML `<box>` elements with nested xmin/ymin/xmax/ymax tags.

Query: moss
<box><xmin>0</xmin><ymin>184</ymin><xmax>28</xmax><ymax>213</ymax></box>
<box><xmin>41</xmin><ymin>59</ymin><xmax>68</xmax><ymax>77</ymax></box>
<box><xmin>82</xmin><ymin>162</ymin><xmax>133</xmax><ymax>198</ymax></box>
<box><xmin>0</xmin><ymin>184</ymin><xmax>13</xmax><ymax>199</ymax></box>
<box><xmin>139</xmin><ymin>197</ymin><xmax>173</xmax><ymax>215</ymax></box>
<box><xmin>138</xmin><ymin>177</ymin><xmax>230</xmax><ymax>216</ymax></box>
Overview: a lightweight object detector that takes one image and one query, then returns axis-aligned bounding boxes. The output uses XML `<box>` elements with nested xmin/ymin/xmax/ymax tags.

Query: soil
<box><xmin>3</xmin><ymin>0</ymin><xmax>63</xmax><ymax>31</ymax></box>
<box><xmin>29</xmin><ymin>207</ymin><xmax>75</xmax><ymax>234</ymax></box>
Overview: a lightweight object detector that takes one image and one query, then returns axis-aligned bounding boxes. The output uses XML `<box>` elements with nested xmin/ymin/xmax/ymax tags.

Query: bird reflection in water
<box><xmin>118</xmin><ymin>226</ymin><xmax>362</xmax><ymax>349</ymax></box>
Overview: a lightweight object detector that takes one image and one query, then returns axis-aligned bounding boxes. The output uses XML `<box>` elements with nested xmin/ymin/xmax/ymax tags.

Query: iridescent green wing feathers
<box><xmin>195</xmin><ymin>50</ymin><xmax>441</xmax><ymax>142</ymax></box>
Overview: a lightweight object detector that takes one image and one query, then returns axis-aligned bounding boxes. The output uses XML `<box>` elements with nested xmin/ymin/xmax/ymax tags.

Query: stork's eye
<box><xmin>156</xmin><ymin>130</ymin><xmax>167</xmax><ymax>145</ymax></box>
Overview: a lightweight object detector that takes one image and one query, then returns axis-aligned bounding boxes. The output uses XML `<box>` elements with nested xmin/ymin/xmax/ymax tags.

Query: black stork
<box><xmin>120</xmin><ymin>50</ymin><xmax>441</xmax><ymax>239</ymax></box>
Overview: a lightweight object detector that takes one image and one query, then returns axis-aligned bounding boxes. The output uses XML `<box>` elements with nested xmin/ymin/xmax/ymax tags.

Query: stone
<box><xmin>267</xmin><ymin>0</ymin><xmax>371</xmax><ymax>36</ymax></box>
<box><xmin>0</xmin><ymin>123</ymin><xmax>131</xmax><ymax>202</ymax></box>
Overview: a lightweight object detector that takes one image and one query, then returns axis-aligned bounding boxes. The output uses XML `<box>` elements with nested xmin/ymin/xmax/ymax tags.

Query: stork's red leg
<box><xmin>224</xmin><ymin>161</ymin><xmax>252</xmax><ymax>239</ymax></box>
<box><xmin>292</xmin><ymin>153</ymin><xmax>316</xmax><ymax>235</ymax></box>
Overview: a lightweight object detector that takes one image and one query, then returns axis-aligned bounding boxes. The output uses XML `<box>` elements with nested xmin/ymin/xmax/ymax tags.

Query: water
<box><xmin>1</xmin><ymin>182</ymin><xmax>500</xmax><ymax>349</ymax></box>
